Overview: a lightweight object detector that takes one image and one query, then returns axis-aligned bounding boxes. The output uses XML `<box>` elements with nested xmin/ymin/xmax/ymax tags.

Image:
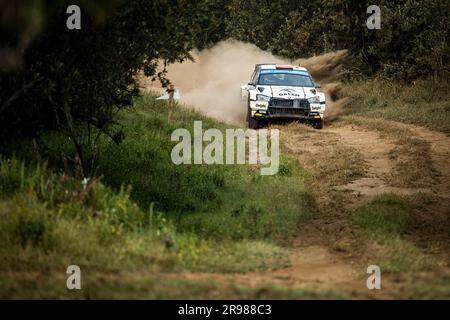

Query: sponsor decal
<box><xmin>278</xmin><ymin>88</ymin><xmax>301</xmax><ymax>98</ymax></box>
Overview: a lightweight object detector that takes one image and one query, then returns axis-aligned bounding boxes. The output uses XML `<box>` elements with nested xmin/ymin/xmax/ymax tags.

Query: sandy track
<box><xmin>327</xmin><ymin>125</ymin><xmax>432</xmax><ymax>206</ymax></box>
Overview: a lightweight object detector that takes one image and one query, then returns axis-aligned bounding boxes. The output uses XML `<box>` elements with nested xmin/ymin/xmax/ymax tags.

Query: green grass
<box><xmin>96</xmin><ymin>94</ymin><xmax>312</xmax><ymax>242</ymax></box>
<box><xmin>353</xmin><ymin>194</ymin><xmax>433</xmax><ymax>273</ymax></box>
<box><xmin>16</xmin><ymin>94</ymin><xmax>312</xmax><ymax>243</ymax></box>
<box><xmin>342</xmin><ymin>78</ymin><xmax>450</xmax><ymax>133</ymax></box>
<box><xmin>0</xmin><ymin>157</ymin><xmax>291</xmax><ymax>279</ymax></box>
<box><xmin>353</xmin><ymin>193</ymin><xmax>411</xmax><ymax>237</ymax></box>
<box><xmin>372</xmin><ymin>237</ymin><xmax>433</xmax><ymax>273</ymax></box>
<box><xmin>0</xmin><ymin>94</ymin><xmax>313</xmax><ymax>298</ymax></box>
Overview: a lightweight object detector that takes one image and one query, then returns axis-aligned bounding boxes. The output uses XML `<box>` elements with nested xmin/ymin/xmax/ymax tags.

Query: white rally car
<box><xmin>241</xmin><ymin>64</ymin><xmax>326</xmax><ymax>129</ymax></box>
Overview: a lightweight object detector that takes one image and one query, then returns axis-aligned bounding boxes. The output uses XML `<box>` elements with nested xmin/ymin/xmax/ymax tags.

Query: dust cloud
<box><xmin>294</xmin><ymin>50</ymin><xmax>349</xmax><ymax>122</ymax></box>
<box><xmin>142</xmin><ymin>39</ymin><xmax>348</xmax><ymax>125</ymax></box>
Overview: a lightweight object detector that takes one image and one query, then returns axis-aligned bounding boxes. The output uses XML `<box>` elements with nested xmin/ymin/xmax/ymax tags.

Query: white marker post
<box><xmin>156</xmin><ymin>85</ymin><xmax>181</xmax><ymax>123</ymax></box>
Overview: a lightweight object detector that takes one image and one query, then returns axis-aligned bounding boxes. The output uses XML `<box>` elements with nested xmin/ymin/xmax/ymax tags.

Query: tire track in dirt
<box><xmin>167</xmin><ymin>119</ymin><xmax>450</xmax><ymax>298</ymax></box>
<box><xmin>168</xmin><ymin>245</ymin><xmax>381</xmax><ymax>299</ymax></box>
<box><xmin>284</xmin><ymin>119</ymin><xmax>450</xmax><ymax>297</ymax></box>
<box><xmin>327</xmin><ymin>125</ymin><xmax>431</xmax><ymax>207</ymax></box>
<box><xmin>395</xmin><ymin>122</ymin><xmax>450</xmax><ymax>199</ymax></box>
<box><xmin>269</xmin><ymin>119</ymin><xmax>450</xmax><ymax>297</ymax></box>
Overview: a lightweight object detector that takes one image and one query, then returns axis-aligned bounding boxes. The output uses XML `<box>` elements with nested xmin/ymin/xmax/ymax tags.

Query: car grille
<box><xmin>269</xmin><ymin>98</ymin><xmax>310</xmax><ymax>116</ymax></box>
<box><xmin>269</xmin><ymin>107</ymin><xmax>309</xmax><ymax>116</ymax></box>
<box><xmin>271</xmin><ymin>99</ymin><xmax>293</xmax><ymax>107</ymax></box>
<box><xmin>270</xmin><ymin>98</ymin><xmax>310</xmax><ymax>108</ymax></box>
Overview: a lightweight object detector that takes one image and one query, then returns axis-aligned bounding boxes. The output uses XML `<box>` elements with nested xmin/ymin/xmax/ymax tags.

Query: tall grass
<box><xmin>343</xmin><ymin>78</ymin><xmax>450</xmax><ymax>133</ymax></box>
<box><xmin>0</xmin><ymin>157</ymin><xmax>291</xmax><ymax>274</ymax></box>
<box><xmin>0</xmin><ymin>93</ymin><xmax>315</xmax><ymax>297</ymax></box>
<box><xmin>96</xmin><ymin>94</ymin><xmax>312</xmax><ymax>241</ymax></box>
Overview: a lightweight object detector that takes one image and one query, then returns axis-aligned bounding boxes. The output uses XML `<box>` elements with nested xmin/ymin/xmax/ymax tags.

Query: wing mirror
<box><xmin>247</xmin><ymin>82</ymin><xmax>256</xmax><ymax>90</ymax></box>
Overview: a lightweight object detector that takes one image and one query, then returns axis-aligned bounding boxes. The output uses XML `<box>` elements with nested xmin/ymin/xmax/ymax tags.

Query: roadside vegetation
<box><xmin>1</xmin><ymin>0</ymin><xmax>449</xmax><ymax>300</ymax></box>
<box><xmin>353</xmin><ymin>193</ymin><xmax>433</xmax><ymax>273</ymax></box>
<box><xmin>0</xmin><ymin>94</ymin><xmax>314</xmax><ymax>298</ymax></box>
<box><xmin>342</xmin><ymin>78</ymin><xmax>450</xmax><ymax>134</ymax></box>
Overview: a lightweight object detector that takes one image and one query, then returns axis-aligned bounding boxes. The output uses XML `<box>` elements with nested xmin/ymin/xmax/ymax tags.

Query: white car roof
<box><xmin>257</xmin><ymin>64</ymin><xmax>308</xmax><ymax>72</ymax></box>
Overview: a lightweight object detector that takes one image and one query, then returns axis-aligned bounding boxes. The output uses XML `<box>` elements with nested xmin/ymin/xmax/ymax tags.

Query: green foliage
<box><xmin>6</xmin><ymin>94</ymin><xmax>312</xmax><ymax>243</ymax></box>
<box><xmin>225</xmin><ymin>0</ymin><xmax>449</xmax><ymax>81</ymax></box>
<box><xmin>343</xmin><ymin>78</ymin><xmax>450</xmax><ymax>133</ymax></box>
<box><xmin>94</xmin><ymin>94</ymin><xmax>312</xmax><ymax>241</ymax></box>
<box><xmin>371</xmin><ymin>0</ymin><xmax>450</xmax><ymax>81</ymax></box>
<box><xmin>12</xmin><ymin>200</ymin><xmax>54</xmax><ymax>249</ymax></box>
<box><xmin>0</xmin><ymin>154</ymin><xmax>296</xmax><ymax>283</ymax></box>
<box><xmin>0</xmin><ymin>0</ymin><xmax>219</xmax><ymax>177</ymax></box>
<box><xmin>96</xmin><ymin>95</ymin><xmax>226</xmax><ymax>213</ymax></box>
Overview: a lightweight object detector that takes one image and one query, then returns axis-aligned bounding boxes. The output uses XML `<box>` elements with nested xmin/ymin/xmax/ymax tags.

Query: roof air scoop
<box><xmin>275</xmin><ymin>65</ymin><xmax>293</xmax><ymax>69</ymax></box>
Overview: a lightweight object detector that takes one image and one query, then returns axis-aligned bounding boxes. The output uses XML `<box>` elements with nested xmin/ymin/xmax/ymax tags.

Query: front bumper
<box><xmin>253</xmin><ymin>110</ymin><xmax>322</xmax><ymax>120</ymax></box>
<box><xmin>251</xmin><ymin>98</ymin><xmax>324</xmax><ymax>120</ymax></box>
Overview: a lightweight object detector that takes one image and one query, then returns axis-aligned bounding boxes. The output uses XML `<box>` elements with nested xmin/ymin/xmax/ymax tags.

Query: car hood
<box><xmin>261</xmin><ymin>86</ymin><xmax>318</xmax><ymax>99</ymax></box>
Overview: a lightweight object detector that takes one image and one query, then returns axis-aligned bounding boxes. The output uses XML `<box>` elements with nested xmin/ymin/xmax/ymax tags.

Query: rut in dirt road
<box><xmin>165</xmin><ymin>119</ymin><xmax>450</xmax><ymax>299</ymax></box>
<box><xmin>327</xmin><ymin>125</ymin><xmax>431</xmax><ymax>206</ymax></box>
<box><xmin>279</xmin><ymin>118</ymin><xmax>450</xmax><ymax>296</ymax></box>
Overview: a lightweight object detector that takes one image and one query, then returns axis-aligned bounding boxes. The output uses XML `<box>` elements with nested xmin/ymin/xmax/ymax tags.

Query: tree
<box><xmin>224</xmin><ymin>0</ymin><xmax>449</xmax><ymax>81</ymax></box>
<box><xmin>0</xmin><ymin>0</ymin><xmax>215</xmax><ymax>177</ymax></box>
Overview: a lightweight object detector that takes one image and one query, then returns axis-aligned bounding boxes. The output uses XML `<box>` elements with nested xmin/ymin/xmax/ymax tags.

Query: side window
<box><xmin>252</xmin><ymin>70</ymin><xmax>260</xmax><ymax>84</ymax></box>
<box><xmin>249</xmin><ymin>70</ymin><xmax>256</xmax><ymax>84</ymax></box>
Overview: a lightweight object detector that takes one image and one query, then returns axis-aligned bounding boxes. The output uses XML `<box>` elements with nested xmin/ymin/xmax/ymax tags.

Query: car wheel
<box><xmin>247</xmin><ymin>102</ymin><xmax>259</xmax><ymax>129</ymax></box>
<box><xmin>313</xmin><ymin>118</ymin><xmax>324</xmax><ymax>129</ymax></box>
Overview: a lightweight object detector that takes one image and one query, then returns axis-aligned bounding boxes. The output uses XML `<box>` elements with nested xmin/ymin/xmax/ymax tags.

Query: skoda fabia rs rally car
<box><xmin>241</xmin><ymin>64</ymin><xmax>326</xmax><ymax>129</ymax></box>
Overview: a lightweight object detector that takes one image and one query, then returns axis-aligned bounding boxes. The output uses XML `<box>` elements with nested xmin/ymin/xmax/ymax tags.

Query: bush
<box><xmin>0</xmin><ymin>197</ymin><xmax>55</xmax><ymax>250</ymax></box>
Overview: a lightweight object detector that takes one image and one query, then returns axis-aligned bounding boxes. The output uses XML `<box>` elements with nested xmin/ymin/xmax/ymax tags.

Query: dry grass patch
<box><xmin>339</xmin><ymin>116</ymin><xmax>438</xmax><ymax>187</ymax></box>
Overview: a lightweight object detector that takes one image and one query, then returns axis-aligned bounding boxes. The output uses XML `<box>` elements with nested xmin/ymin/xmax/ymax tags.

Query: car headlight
<box><xmin>308</xmin><ymin>96</ymin><xmax>320</xmax><ymax>103</ymax></box>
<box><xmin>256</xmin><ymin>94</ymin><xmax>271</xmax><ymax>102</ymax></box>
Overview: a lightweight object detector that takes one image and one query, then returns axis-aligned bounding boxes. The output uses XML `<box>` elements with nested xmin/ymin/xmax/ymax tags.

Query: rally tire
<box><xmin>314</xmin><ymin>119</ymin><xmax>324</xmax><ymax>129</ymax></box>
<box><xmin>247</xmin><ymin>103</ymin><xmax>259</xmax><ymax>129</ymax></box>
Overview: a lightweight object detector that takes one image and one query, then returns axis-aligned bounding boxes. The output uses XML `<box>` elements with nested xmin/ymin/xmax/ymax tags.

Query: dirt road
<box><xmin>171</xmin><ymin>117</ymin><xmax>450</xmax><ymax>298</ymax></box>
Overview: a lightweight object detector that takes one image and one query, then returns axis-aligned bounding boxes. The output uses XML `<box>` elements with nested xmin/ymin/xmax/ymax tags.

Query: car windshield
<box><xmin>258</xmin><ymin>72</ymin><xmax>314</xmax><ymax>87</ymax></box>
